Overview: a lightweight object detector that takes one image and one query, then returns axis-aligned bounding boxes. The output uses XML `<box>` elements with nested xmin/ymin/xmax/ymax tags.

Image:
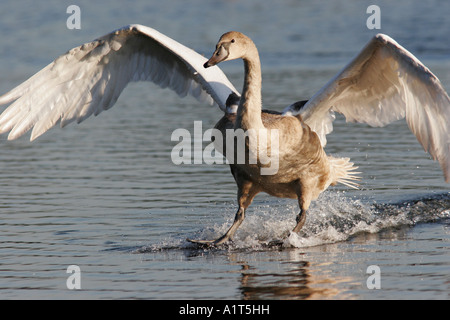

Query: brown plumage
<box><xmin>190</xmin><ymin>32</ymin><xmax>359</xmax><ymax>245</ymax></box>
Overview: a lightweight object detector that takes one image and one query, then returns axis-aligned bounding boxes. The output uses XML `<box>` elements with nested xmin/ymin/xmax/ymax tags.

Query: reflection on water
<box><xmin>185</xmin><ymin>216</ymin><xmax>448</xmax><ymax>300</ymax></box>
<box><xmin>131</xmin><ymin>192</ymin><xmax>448</xmax><ymax>300</ymax></box>
<box><xmin>0</xmin><ymin>0</ymin><xmax>449</xmax><ymax>300</ymax></box>
<box><xmin>240</xmin><ymin>260</ymin><xmax>317</xmax><ymax>300</ymax></box>
<box><xmin>159</xmin><ymin>193</ymin><xmax>449</xmax><ymax>300</ymax></box>
<box><xmin>237</xmin><ymin>256</ymin><xmax>350</xmax><ymax>300</ymax></box>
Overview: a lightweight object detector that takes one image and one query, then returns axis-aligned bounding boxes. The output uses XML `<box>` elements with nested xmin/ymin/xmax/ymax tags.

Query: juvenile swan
<box><xmin>197</xmin><ymin>32</ymin><xmax>361</xmax><ymax>245</ymax></box>
<box><xmin>0</xmin><ymin>25</ymin><xmax>448</xmax><ymax>245</ymax></box>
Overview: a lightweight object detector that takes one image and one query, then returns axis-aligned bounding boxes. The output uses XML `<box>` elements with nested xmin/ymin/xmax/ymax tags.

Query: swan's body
<box><xmin>0</xmin><ymin>25</ymin><xmax>448</xmax><ymax>245</ymax></box>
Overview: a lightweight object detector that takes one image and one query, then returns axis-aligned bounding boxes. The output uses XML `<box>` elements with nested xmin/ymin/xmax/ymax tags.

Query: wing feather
<box><xmin>283</xmin><ymin>34</ymin><xmax>450</xmax><ymax>182</ymax></box>
<box><xmin>0</xmin><ymin>24</ymin><xmax>239</xmax><ymax>141</ymax></box>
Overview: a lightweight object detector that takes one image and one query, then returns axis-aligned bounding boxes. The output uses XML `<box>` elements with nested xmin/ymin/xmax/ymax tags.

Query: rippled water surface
<box><xmin>0</xmin><ymin>0</ymin><xmax>449</xmax><ymax>299</ymax></box>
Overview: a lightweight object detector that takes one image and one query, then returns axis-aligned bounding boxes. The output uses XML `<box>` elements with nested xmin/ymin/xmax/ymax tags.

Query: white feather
<box><xmin>0</xmin><ymin>28</ymin><xmax>448</xmax><ymax>182</ymax></box>
<box><xmin>282</xmin><ymin>34</ymin><xmax>450</xmax><ymax>182</ymax></box>
<box><xmin>0</xmin><ymin>24</ymin><xmax>239</xmax><ymax>141</ymax></box>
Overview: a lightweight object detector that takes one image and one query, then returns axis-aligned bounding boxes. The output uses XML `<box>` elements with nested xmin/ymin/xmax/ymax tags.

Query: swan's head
<box><xmin>204</xmin><ymin>31</ymin><xmax>253</xmax><ymax>68</ymax></box>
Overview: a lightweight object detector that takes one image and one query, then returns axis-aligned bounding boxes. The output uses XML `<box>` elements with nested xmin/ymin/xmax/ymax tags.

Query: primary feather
<box><xmin>0</xmin><ymin>24</ymin><xmax>239</xmax><ymax>141</ymax></box>
<box><xmin>283</xmin><ymin>34</ymin><xmax>450</xmax><ymax>182</ymax></box>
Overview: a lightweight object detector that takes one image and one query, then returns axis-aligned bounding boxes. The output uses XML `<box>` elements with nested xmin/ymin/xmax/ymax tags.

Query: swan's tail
<box><xmin>328</xmin><ymin>156</ymin><xmax>361</xmax><ymax>189</ymax></box>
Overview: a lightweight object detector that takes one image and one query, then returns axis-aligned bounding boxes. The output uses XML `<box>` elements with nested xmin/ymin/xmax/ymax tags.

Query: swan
<box><xmin>0</xmin><ymin>25</ymin><xmax>448</xmax><ymax>245</ymax></box>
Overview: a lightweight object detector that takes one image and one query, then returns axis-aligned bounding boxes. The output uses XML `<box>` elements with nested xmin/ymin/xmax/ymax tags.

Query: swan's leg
<box><xmin>212</xmin><ymin>180</ymin><xmax>260</xmax><ymax>245</ymax></box>
<box><xmin>292</xmin><ymin>182</ymin><xmax>311</xmax><ymax>233</ymax></box>
<box><xmin>187</xmin><ymin>207</ymin><xmax>245</xmax><ymax>246</ymax></box>
<box><xmin>211</xmin><ymin>207</ymin><xmax>245</xmax><ymax>245</ymax></box>
<box><xmin>188</xmin><ymin>180</ymin><xmax>259</xmax><ymax>246</ymax></box>
<box><xmin>293</xmin><ymin>209</ymin><xmax>307</xmax><ymax>233</ymax></box>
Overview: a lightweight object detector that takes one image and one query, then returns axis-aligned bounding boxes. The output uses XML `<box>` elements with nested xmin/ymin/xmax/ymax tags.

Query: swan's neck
<box><xmin>236</xmin><ymin>49</ymin><xmax>264</xmax><ymax>130</ymax></box>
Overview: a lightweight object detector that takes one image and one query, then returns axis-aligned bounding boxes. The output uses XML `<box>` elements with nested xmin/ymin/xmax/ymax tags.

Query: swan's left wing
<box><xmin>283</xmin><ymin>34</ymin><xmax>450</xmax><ymax>182</ymax></box>
<box><xmin>0</xmin><ymin>24</ymin><xmax>239</xmax><ymax>141</ymax></box>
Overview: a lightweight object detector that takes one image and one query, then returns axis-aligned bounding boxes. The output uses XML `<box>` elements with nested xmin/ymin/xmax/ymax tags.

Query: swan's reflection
<box><xmin>229</xmin><ymin>248</ymin><xmax>356</xmax><ymax>300</ymax></box>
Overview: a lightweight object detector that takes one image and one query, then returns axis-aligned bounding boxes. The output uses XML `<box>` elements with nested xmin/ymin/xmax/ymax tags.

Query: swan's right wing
<box><xmin>283</xmin><ymin>34</ymin><xmax>450</xmax><ymax>182</ymax></box>
<box><xmin>0</xmin><ymin>24</ymin><xmax>239</xmax><ymax>141</ymax></box>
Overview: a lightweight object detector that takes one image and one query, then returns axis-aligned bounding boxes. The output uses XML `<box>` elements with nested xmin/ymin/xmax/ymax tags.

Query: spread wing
<box><xmin>0</xmin><ymin>24</ymin><xmax>239</xmax><ymax>141</ymax></box>
<box><xmin>283</xmin><ymin>34</ymin><xmax>450</xmax><ymax>182</ymax></box>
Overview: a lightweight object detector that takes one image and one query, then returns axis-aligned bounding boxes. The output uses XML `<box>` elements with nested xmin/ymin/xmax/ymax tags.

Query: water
<box><xmin>0</xmin><ymin>0</ymin><xmax>449</xmax><ymax>300</ymax></box>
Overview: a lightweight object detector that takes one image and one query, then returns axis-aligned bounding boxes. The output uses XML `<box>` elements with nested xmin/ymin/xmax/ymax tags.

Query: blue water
<box><xmin>0</xmin><ymin>0</ymin><xmax>448</xmax><ymax>299</ymax></box>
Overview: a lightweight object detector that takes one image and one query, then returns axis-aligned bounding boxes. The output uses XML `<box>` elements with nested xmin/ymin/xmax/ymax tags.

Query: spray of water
<box><xmin>140</xmin><ymin>191</ymin><xmax>449</xmax><ymax>252</ymax></box>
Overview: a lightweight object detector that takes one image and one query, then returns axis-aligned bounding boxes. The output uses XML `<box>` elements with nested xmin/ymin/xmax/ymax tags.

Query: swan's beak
<box><xmin>204</xmin><ymin>45</ymin><xmax>229</xmax><ymax>68</ymax></box>
<box><xmin>203</xmin><ymin>59</ymin><xmax>215</xmax><ymax>68</ymax></box>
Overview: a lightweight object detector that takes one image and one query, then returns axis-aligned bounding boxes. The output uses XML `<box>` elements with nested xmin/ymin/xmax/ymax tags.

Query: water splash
<box><xmin>139</xmin><ymin>191</ymin><xmax>449</xmax><ymax>252</ymax></box>
<box><xmin>216</xmin><ymin>191</ymin><xmax>448</xmax><ymax>249</ymax></box>
<box><xmin>286</xmin><ymin>192</ymin><xmax>449</xmax><ymax>248</ymax></box>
